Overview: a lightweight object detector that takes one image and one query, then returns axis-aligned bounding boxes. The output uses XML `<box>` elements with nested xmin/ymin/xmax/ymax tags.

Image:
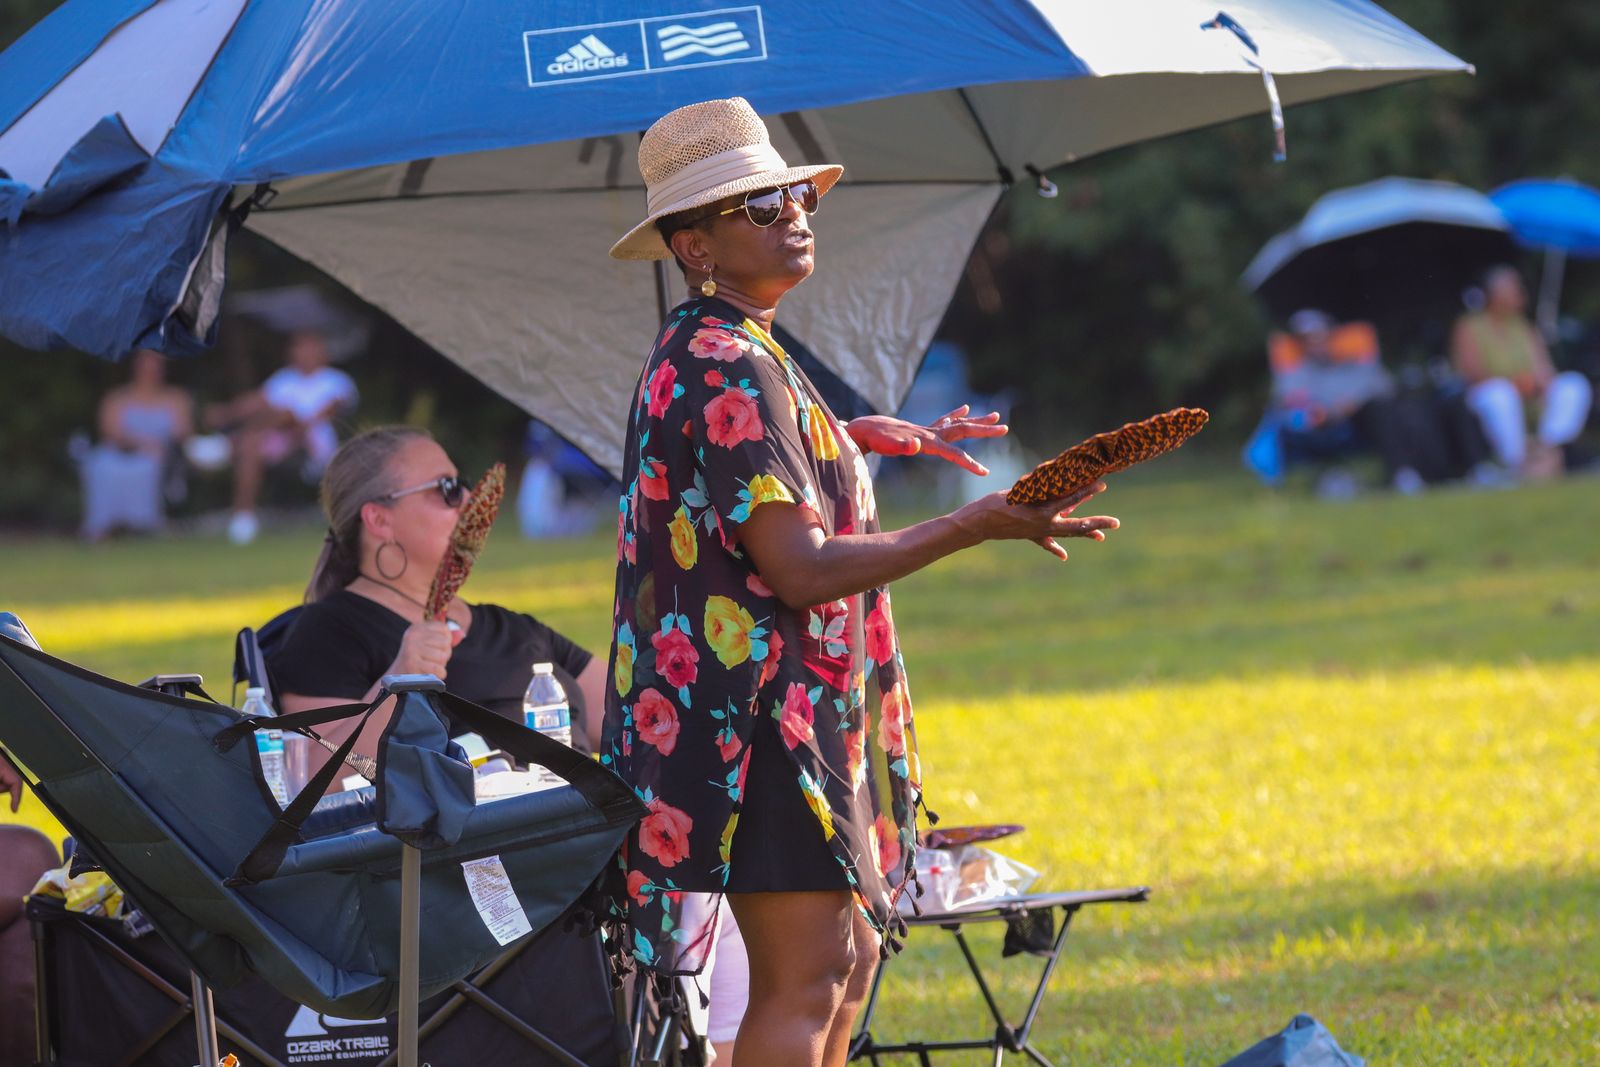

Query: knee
<box><xmin>752</xmin><ymin>936</ymin><xmax>855</xmax><ymax>1017</ymax></box>
<box><xmin>1551</xmin><ymin>371</ymin><xmax>1593</xmax><ymax>405</ymax></box>
<box><xmin>1470</xmin><ymin>378</ymin><xmax>1520</xmax><ymax>413</ymax></box>
<box><xmin>0</xmin><ymin>826</ymin><xmax>58</xmax><ymax>897</ymax></box>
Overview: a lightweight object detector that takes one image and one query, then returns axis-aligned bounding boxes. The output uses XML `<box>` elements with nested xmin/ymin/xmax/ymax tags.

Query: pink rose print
<box><xmin>639</xmin><ymin>797</ymin><xmax>693</xmax><ymax>868</ymax></box>
<box><xmin>704</xmin><ymin>369</ymin><xmax>726</xmax><ymax>387</ymax></box>
<box><xmin>651</xmin><ymin>627</ymin><xmax>700</xmax><ymax>689</ymax></box>
<box><xmin>757</xmin><ymin>629</ymin><xmax>785</xmax><ymax>689</ymax></box>
<box><xmin>779</xmin><ymin>682</ymin><xmax>816</xmax><ymax>750</ymax></box>
<box><xmin>646</xmin><ymin>361</ymin><xmax>678</xmax><ymax>419</ymax></box>
<box><xmin>639</xmin><ymin>458</ymin><xmax>670</xmax><ymax>501</ymax></box>
<box><xmin>688</xmin><ymin>327</ymin><xmax>749</xmax><ymax>362</ymax></box>
<box><xmin>874</xmin><ymin>813</ymin><xmax>902</xmax><ymax>875</ymax></box>
<box><xmin>865</xmin><ymin>597</ymin><xmax>896</xmax><ymax>666</ymax></box>
<box><xmin>746</xmin><ymin>573</ymin><xmax>774</xmax><ymax>597</ymax></box>
<box><xmin>627</xmin><ymin>869</ymin><xmax>650</xmax><ymax>906</ymax></box>
<box><xmin>635</xmin><ymin>688</ymin><xmax>681</xmax><ymax>756</ymax></box>
<box><xmin>716</xmin><ymin>729</ymin><xmax>742</xmax><ymax>764</ymax></box>
<box><xmin>704</xmin><ymin>389</ymin><xmax>765</xmax><ymax>449</ymax></box>
<box><xmin>878</xmin><ymin>682</ymin><xmax>908</xmax><ymax>757</ymax></box>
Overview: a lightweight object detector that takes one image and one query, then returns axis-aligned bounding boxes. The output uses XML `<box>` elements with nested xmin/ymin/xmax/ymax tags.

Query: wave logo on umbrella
<box><xmin>657</xmin><ymin>20</ymin><xmax>751</xmax><ymax>62</ymax></box>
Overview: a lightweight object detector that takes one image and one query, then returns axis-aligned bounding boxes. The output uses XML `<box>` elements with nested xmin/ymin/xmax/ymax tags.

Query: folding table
<box><xmin>849</xmin><ymin>887</ymin><xmax>1151</xmax><ymax>1065</ymax></box>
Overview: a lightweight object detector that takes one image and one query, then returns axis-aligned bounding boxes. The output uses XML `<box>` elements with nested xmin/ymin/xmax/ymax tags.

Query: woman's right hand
<box><xmin>950</xmin><ymin>481</ymin><xmax>1119</xmax><ymax>561</ymax></box>
<box><xmin>387</xmin><ymin>619</ymin><xmax>461</xmax><ymax>681</ymax></box>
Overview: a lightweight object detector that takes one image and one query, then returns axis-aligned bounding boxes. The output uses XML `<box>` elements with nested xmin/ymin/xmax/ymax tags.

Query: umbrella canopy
<box><xmin>0</xmin><ymin>0</ymin><xmax>1469</xmax><ymax>474</ymax></box>
<box><xmin>1242</xmin><ymin>176</ymin><xmax>1515</xmax><ymax>324</ymax></box>
<box><xmin>1490</xmin><ymin>178</ymin><xmax>1600</xmax><ymax>258</ymax></box>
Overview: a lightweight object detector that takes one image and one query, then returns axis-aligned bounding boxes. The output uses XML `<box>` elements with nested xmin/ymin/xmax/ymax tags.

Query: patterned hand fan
<box><xmin>1006</xmin><ymin>407</ymin><xmax>1209</xmax><ymax>506</ymax></box>
<box><xmin>919</xmin><ymin>824</ymin><xmax>1026</xmax><ymax>850</ymax></box>
<box><xmin>425</xmin><ymin>462</ymin><xmax>506</xmax><ymax>620</ymax></box>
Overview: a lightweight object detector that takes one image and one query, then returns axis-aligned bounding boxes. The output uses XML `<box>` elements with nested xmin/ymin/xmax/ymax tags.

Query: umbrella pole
<box><xmin>398</xmin><ymin>844</ymin><xmax>421</xmax><ymax>1067</ymax></box>
<box><xmin>1537</xmin><ymin>246</ymin><xmax>1567</xmax><ymax>344</ymax></box>
<box><xmin>653</xmin><ymin>259</ymin><xmax>671</xmax><ymax>323</ymax></box>
<box><xmin>190</xmin><ymin>971</ymin><xmax>220</xmax><ymax>1067</ymax></box>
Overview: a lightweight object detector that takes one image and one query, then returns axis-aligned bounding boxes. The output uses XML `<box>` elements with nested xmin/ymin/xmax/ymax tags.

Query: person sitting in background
<box><xmin>1252</xmin><ymin>310</ymin><xmax>1485</xmax><ymax>495</ymax></box>
<box><xmin>206</xmin><ymin>328</ymin><xmax>358</xmax><ymax>545</ymax></box>
<box><xmin>1451</xmin><ymin>265</ymin><xmax>1593</xmax><ymax>480</ymax></box>
<box><xmin>79</xmin><ymin>348</ymin><xmax>193</xmax><ymax>541</ymax></box>
<box><xmin>266</xmin><ymin>426</ymin><xmax>606</xmax><ymax>770</ymax></box>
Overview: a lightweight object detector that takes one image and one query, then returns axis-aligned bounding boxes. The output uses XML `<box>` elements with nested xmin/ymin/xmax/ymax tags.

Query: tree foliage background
<box><xmin>2</xmin><ymin>0</ymin><xmax>1597</xmax><ymax>527</ymax></box>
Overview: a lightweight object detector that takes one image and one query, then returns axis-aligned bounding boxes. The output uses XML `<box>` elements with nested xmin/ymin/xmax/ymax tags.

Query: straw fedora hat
<box><xmin>610</xmin><ymin>97</ymin><xmax>842</xmax><ymax>261</ymax></box>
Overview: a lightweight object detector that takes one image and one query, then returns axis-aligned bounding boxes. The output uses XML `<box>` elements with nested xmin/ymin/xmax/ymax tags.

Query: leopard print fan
<box><xmin>425</xmin><ymin>462</ymin><xmax>506</xmax><ymax>620</ymax></box>
<box><xmin>1007</xmin><ymin>408</ymin><xmax>1209</xmax><ymax>506</ymax></box>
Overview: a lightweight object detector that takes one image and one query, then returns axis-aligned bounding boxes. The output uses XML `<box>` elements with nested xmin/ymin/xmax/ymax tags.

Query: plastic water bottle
<box><xmin>522</xmin><ymin>663</ymin><xmax>571</xmax><ymax>789</ymax></box>
<box><xmin>243</xmin><ymin>686</ymin><xmax>289</xmax><ymax>808</ymax></box>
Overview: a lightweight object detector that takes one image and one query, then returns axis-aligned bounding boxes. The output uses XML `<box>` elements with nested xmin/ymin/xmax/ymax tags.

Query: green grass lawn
<box><xmin>4</xmin><ymin>463</ymin><xmax>1598</xmax><ymax>1063</ymax></box>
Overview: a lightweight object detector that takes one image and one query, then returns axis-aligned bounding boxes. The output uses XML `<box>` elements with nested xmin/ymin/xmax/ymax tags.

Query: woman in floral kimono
<box><xmin>605</xmin><ymin>98</ymin><xmax>1119</xmax><ymax>1067</ymax></box>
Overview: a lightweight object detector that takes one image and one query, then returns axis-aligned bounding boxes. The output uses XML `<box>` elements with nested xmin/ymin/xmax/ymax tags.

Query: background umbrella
<box><xmin>1490</xmin><ymin>178</ymin><xmax>1600</xmax><ymax>341</ymax></box>
<box><xmin>1242</xmin><ymin>177</ymin><xmax>1516</xmax><ymax>332</ymax></box>
<box><xmin>0</xmin><ymin>0</ymin><xmax>1469</xmax><ymax>475</ymax></box>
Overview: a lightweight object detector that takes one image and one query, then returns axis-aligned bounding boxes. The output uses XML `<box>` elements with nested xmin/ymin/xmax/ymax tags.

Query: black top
<box><xmin>268</xmin><ymin>590</ymin><xmax>595</xmax><ymax>753</ymax></box>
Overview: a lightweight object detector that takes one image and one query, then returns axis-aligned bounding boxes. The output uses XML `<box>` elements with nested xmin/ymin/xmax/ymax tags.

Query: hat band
<box><xmin>646</xmin><ymin>142</ymin><xmax>791</xmax><ymax>216</ymax></box>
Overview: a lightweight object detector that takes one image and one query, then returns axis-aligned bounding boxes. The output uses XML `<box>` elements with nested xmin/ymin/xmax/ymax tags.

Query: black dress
<box><xmin>268</xmin><ymin>590</ymin><xmax>595</xmax><ymax>752</ymax></box>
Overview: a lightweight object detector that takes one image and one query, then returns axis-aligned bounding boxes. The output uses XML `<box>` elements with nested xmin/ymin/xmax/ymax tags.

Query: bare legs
<box><xmin>725</xmin><ymin>891</ymin><xmax>879</xmax><ymax>1067</ymax></box>
<box><xmin>0</xmin><ymin>827</ymin><xmax>60</xmax><ymax>1064</ymax></box>
<box><xmin>821</xmin><ymin>909</ymin><xmax>879</xmax><ymax>1066</ymax></box>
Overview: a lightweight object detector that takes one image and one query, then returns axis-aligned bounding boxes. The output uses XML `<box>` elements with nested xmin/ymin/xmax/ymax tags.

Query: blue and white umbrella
<box><xmin>0</xmin><ymin>0</ymin><xmax>1469</xmax><ymax>473</ymax></box>
<box><xmin>1242</xmin><ymin>176</ymin><xmax>1514</xmax><ymax>324</ymax></box>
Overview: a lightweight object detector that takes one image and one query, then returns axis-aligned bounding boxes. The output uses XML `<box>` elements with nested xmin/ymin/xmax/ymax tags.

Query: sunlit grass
<box><xmin>3</xmin><ymin>463</ymin><xmax>1597</xmax><ymax>1062</ymax></box>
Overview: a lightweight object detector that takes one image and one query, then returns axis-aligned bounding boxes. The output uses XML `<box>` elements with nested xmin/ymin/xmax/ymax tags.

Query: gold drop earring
<box><xmin>700</xmin><ymin>264</ymin><xmax>717</xmax><ymax>298</ymax></box>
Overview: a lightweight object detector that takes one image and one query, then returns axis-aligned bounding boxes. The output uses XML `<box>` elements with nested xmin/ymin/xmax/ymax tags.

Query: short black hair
<box><xmin>655</xmin><ymin>213</ymin><xmax>699</xmax><ymax>274</ymax></box>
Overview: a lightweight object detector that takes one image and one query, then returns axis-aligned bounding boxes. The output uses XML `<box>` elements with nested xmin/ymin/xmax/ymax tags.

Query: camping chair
<box><xmin>228</xmin><ymin>607</ymin><xmax>707</xmax><ymax>1066</ymax></box>
<box><xmin>0</xmin><ymin>614</ymin><xmax>644</xmax><ymax>1067</ymax></box>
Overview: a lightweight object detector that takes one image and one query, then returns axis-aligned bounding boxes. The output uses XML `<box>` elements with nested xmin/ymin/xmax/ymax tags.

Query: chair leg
<box><xmin>398</xmin><ymin>844</ymin><xmax>422</xmax><ymax>1067</ymax></box>
<box><xmin>190</xmin><ymin>972</ymin><xmax>219</xmax><ymax>1067</ymax></box>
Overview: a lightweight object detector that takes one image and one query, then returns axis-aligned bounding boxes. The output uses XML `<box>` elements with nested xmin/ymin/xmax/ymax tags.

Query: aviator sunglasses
<box><xmin>379</xmin><ymin>475</ymin><xmax>467</xmax><ymax>507</ymax></box>
<box><xmin>708</xmin><ymin>179</ymin><xmax>820</xmax><ymax>228</ymax></box>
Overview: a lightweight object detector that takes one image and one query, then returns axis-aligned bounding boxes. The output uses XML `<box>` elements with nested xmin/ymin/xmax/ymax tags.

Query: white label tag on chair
<box><xmin>460</xmin><ymin>855</ymin><xmax>533</xmax><ymax>946</ymax></box>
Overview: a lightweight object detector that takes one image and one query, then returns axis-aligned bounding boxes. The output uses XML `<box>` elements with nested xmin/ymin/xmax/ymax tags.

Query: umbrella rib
<box><xmin>250</xmin><ymin>177</ymin><xmax>1001</xmax><ymax>213</ymax></box>
<box><xmin>956</xmin><ymin>88</ymin><xmax>1013</xmax><ymax>186</ymax></box>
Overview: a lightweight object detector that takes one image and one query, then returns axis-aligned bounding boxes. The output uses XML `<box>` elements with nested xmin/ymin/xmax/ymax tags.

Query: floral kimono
<box><xmin>603</xmin><ymin>297</ymin><xmax>920</xmax><ymax>974</ymax></box>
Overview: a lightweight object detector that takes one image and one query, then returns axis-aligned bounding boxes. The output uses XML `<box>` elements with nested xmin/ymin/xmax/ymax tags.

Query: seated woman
<box><xmin>80</xmin><ymin>348</ymin><xmax>193</xmax><ymax>541</ymax></box>
<box><xmin>267</xmin><ymin>426</ymin><xmax>605</xmax><ymax>771</ymax></box>
<box><xmin>1452</xmin><ymin>266</ymin><xmax>1594</xmax><ymax>480</ymax></box>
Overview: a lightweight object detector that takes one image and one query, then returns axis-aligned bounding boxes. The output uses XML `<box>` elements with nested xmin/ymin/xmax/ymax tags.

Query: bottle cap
<box><xmin>532</xmin><ymin>662</ymin><xmax>554</xmax><ymax>674</ymax></box>
<box><xmin>245</xmin><ymin>686</ymin><xmax>266</xmax><ymax>698</ymax></box>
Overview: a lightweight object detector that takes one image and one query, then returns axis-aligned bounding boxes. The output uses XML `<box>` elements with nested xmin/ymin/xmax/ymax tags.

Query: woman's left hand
<box><xmin>846</xmin><ymin>405</ymin><xmax>1007</xmax><ymax>476</ymax></box>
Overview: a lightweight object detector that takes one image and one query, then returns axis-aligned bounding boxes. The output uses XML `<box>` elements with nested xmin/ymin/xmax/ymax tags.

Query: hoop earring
<box><xmin>375</xmin><ymin>540</ymin><xmax>408</xmax><ymax>580</ymax></box>
<box><xmin>700</xmin><ymin>264</ymin><xmax>717</xmax><ymax>298</ymax></box>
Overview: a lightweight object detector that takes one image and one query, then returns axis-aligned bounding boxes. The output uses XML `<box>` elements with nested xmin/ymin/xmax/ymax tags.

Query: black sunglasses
<box><xmin>710</xmin><ymin>179</ymin><xmax>821</xmax><ymax>228</ymax></box>
<box><xmin>379</xmin><ymin>475</ymin><xmax>467</xmax><ymax>508</ymax></box>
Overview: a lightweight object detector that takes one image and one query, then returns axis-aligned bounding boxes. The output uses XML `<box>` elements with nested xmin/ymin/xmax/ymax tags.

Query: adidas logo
<box><xmin>656</xmin><ymin>20</ymin><xmax>750</xmax><ymax>63</ymax></box>
<box><xmin>547</xmin><ymin>33</ymin><xmax>630</xmax><ymax>75</ymax></box>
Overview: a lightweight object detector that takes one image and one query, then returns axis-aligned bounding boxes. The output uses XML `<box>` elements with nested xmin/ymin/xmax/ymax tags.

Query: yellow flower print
<box><xmin>704</xmin><ymin>595</ymin><xmax>758</xmax><ymax>668</ymax></box>
<box><xmin>613</xmin><ymin>640</ymin><xmax>635</xmax><ymax>698</ymax></box>
<box><xmin>807</xmin><ymin>404</ymin><xmax>840</xmax><ymax>460</ymax></box>
<box><xmin>746</xmin><ymin>474</ymin><xmax>794</xmax><ymax>508</ymax></box>
<box><xmin>719</xmin><ymin>811</ymin><xmax>739</xmax><ymax>867</ymax></box>
<box><xmin>668</xmin><ymin>506</ymin><xmax>697</xmax><ymax>570</ymax></box>
<box><xmin>799</xmin><ymin>771</ymin><xmax>836</xmax><ymax>840</ymax></box>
